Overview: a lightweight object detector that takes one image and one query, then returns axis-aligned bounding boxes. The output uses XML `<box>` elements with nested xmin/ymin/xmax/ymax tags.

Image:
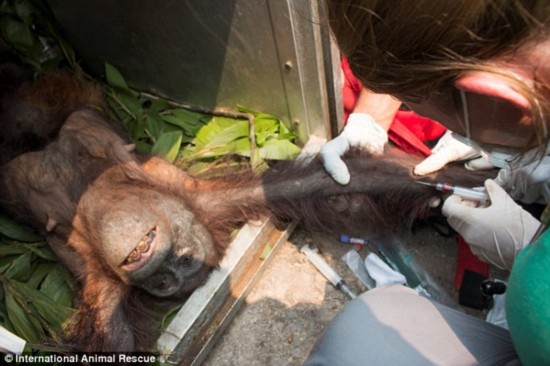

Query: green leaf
<box><xmin>147</xmin><ymin>99</ymin><xmax>170</xmax><ymax>114</ymax></box>
<box><xmin>113</xmin><ymin>88</ymin><xmax>143</xmax><ymax>121</ymax></box>
<box><xmin>199</xmin><ymin>138</ymin><xmax>253</xmax><ymax>160</ymax></box>
<box><xmin>254</xmin><ymin>117</ymin><xmax>279</xmax><ymax>146</ymax></box>
<box><xmin>194</xmin><ymin>119</ymin><xmax>249</xmax><ymax>148</ymax></box>
<box><xmin>26</xmin><ymin>262</ymin><xmax>52</xmax><ymax>289</ymax></box>
<box><xmin>161</xmin><ymin>109</ymin><xmax>206</xmax><ymax>136</ymax></box>
<box><xmin>33</xmin><ymin>299</ymin><xmax>74</xmax><ymax>330</ymax></box>
<box><xmin>107</xmin><ymin>96</ymin><xmax>131</xmax><ymax>120</ymax></box>
<box><xmin>0</xmin><ymin>243</ymin><xmax>30</xmax><ymax>256</ymax></box>
<box><xmin>230</xmin><ymin>137</ymin><xmax>253</xmax><ymax>156</ymax></box>
<box><xmin>259</xmin><ymin>139</ymin><xmax>301</xmax><ymax>160</ymax></box>
<box><xmin>7</xmin><ymin>280</ymin><xmax>74</xmax><ymax>337</ymax></box>
<box><xmin>277</xmin><ymin>120</ymin><xmax>296</xmax><ymax>139</ymax></box>
<box><xmin>205</xmin><ymin>121</ymin><xmax>249</xmax><ymax>148</ymax></box>
<box><xmin>3</xmin><ymin>251</ymin><xmax>32</xmax><ymax>282</ymax></box>
<box><xmin>0</xmin><ymin>255</ymin><xmax>19</xmax><ymax>274</ymax></box>
<box><xmin>5</xmin><ymin>289</ymin><xmax>43</xmax><ymax>344</ymax></box>
<box><xmin>193</xmin><ymin>117</ymin><xmax>241</xmax><ymax>148</ymax></box>
<box><xmin>193</xmin><ymin>137</ymin><xmax>251</xmax><ymax>159</ymax></box>
<box><xmin>14</xmin><ymin>0</ymin><xmax>33</xmax><ymax>25</ymax></box>
<box><xmin>236</xmin><ymin>105</ymin><xmax>297</xmax><ymax>146</ymax></box>
<box><xmin>144</xmin><ymin>110</ymin><xmax>165</xmax><ymax>140</ymax></box>
<box><xmin>151</xmin><ymin>131</ymin><xmax>183</xmax><ymax>163</ymax></box>
<box><xmin>0</xmin><ymin>15</ymin><xmax>35</xmax><ymax>48</ymax></box>
<box><xmin>40</xmin><ymin>267</ymin><xmax>75</xmax><ymax>307</ymax></box>
<box><xmin>135</xmin><ymin>141</ymin><xmax>153</xmax><ymax>154</ymax></box>
<box><xmin>105</xmin><ymin>63</ymin><xmax>128</xmax><ymax>90</ymax></box>
<box><xmin>128</xmin><ymin>117</ymin><xmax>147</xmax><ymax>142</ymax></box>
<box><xmin>27</xmin><ymin>243</ymin><xmax>57</xmax><ymax>261</ymax></box>
<box><xmin>0</xmin><ymin>213</ymin><xmax>42</xmax><ymax>242</ymax></box>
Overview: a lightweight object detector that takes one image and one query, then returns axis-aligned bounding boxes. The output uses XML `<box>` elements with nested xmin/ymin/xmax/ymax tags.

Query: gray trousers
<box><xmin>304</xmin><ymin>285</ymin><xmax>518</xmax><ymax>366</ymax></box>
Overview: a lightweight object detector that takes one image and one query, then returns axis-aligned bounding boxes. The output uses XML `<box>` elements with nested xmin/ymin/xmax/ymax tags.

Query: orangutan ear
<box><xmin>454</xmin><ymin>71</ymin><xmax>532</xmax><ymax>116</ymax></box>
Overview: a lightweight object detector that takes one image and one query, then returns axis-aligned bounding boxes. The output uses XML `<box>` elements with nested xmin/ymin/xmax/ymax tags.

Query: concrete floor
<box><xmin>202</xmin><ymin>222</ymin><xmax>502</xmax><ymax>366</ymax></box>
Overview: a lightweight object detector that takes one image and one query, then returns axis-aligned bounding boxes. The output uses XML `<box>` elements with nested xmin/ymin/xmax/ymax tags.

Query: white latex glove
<box><xmin>494</xmin><ymin>155</ymin><xmax>550</xmax><ymax>204</ymax></box>
<box><xmin>414</xmin><ymin>130</ymin><xmax>481</xmax><ymax>175</ymax></box>
<box><xmin>442</xmin><ymin>179</ymin><xmax>541</xmax><ymax>270</ymax></box>
<box><xmin>320</xmin><ymin>113</ymin><xmax>387</xmax><ymax>184</ymax></box>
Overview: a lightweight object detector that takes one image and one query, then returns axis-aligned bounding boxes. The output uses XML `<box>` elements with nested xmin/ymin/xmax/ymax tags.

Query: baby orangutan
<box><xmin>0</xmin><ymin>65</ymin><xmax>494</xmax><ymax>352</ymax></box>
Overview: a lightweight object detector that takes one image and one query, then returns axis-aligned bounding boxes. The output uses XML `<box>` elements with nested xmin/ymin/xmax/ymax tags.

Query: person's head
<box><xmin>325</xmin><ymin>0</ymin><xmax>550</xmax><ymax>152</ymax></box>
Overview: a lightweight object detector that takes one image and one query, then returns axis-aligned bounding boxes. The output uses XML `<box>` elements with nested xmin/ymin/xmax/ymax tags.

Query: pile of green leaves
<box><xmin>0</xmin><ymin>214</ymin><xmax>75</xmax><ymax>349</ymax></box>
<box><xmin>103</xmin><ymin>63</ymin><xmax>301</xmax><ymax>175</ymax></box>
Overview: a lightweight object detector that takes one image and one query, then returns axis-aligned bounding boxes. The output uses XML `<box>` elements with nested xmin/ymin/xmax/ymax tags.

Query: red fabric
<box><xmin>394</xmin><ymin>110</ymin><xmax>447</xmax><ymax>143</ymax></box>
<box><xmin>341</xmin><ymin>57</ymin><xmax>363</xmax><ymax>122</ymax></box>
<box><xmin>341</xmin><ymin>57</ymin><xmax>445</xmax><ymax>156</ymax></box>
<box><xmin>455</xmin><ymin>235</ymin><xmax>490</xmax><ymax>290</ymax></box>
<box><xmin>389</xmin><ymin>117</ymin><xmax>443</xmax><ymax>156</ymax></box>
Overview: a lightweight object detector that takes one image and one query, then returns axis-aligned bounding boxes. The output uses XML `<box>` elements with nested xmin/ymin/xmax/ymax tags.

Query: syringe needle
<box><xmin>415</xmin><ymin>181</ymin><xmax>435</xmax><ymax>188</ymax></box>
<box><xmin>416</xmin><ymin>180</ymin><xmax>487</xmax><ymax>203</ymax></box>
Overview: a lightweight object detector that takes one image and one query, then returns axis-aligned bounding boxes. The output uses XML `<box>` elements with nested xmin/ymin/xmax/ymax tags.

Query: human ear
<box><xmin>452</xmin><ymin>71</ymin><xmax>534</xmax><ymax>147</ymax></box>
<box><xmin>454</xmin><ymin>71</ymin><xmax>532</xmax><ymax>116</ymax></box>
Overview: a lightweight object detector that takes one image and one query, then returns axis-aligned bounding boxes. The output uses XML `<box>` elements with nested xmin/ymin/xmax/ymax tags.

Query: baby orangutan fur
<box><xmin>0</xmin><ymin>66</ymin><xmax>496</xmax><ymax>352</ymax></box>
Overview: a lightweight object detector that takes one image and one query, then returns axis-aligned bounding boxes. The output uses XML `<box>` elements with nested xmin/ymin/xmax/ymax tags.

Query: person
<box><xmin>307</xmin><ymin>1</ymin><xmax>550</xmax><ymax>365</ymax></box>
<box><xmin>325</xmin><ymin>59</ymin><xmax>488</xmax><ymax>184</ymax></box>
<box><xmin>323</xmin><ymin>57</ymin><xmax>400</xmax><ymax>187</ymax></box>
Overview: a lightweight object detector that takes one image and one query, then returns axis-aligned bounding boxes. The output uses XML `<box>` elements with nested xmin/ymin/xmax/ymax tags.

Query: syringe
<box><xmin>301</xmin><ymin>245</ymin><xmax>357</xmax><ymax>300</ymax></box>
<box><xmin>416</xmin><ymin>181</ymin><xmax>487</xmax><ymax>203</ymax></box>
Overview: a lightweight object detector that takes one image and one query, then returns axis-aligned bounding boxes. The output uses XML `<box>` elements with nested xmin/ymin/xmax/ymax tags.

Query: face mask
<box><xmin>451</xmin><ymin>133</ymin><xmax>520</xmax><ymax>168</ymax></box>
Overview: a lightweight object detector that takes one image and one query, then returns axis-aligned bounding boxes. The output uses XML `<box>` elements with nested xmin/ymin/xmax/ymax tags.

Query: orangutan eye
<box><xmin>123</xmin><ymin>228</ymin><xmax>156</xmax><ymax>265</ymax></box>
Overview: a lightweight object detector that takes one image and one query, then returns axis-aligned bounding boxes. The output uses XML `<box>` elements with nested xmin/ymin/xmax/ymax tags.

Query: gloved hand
<box><xmin>494</xmin><ymin>155</ymin><xmax>550</xmax><ymax>204</ymax></box>
<box><xmin>320</xmin><ymin>113</ymin><xmax>387</xmax><ymax>185</ymax></box>
<box><xmin>442</xmin><ymin>179</ymin><xmax>540</xmax><ymax>270</ymax></box>
<box><xmin>413</xmin><ymin>130</ymin><xmax>481</xmax><ymax>175</ymax></box>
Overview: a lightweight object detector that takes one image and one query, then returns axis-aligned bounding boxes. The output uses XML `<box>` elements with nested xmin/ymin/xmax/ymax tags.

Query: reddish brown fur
<box><xmin>0</xmin><ymin>65</ymin><xmax>496</xmax><ymax>352</ymax></box>
<box><xmin>0</xmin><ymin>69</ymin><xmax>104</xmax><ymax>163</ymax></box>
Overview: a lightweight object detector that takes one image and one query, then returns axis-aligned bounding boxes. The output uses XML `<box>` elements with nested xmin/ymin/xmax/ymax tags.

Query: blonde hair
<box><xmin>325</xmin><ymin>0</ymin><xmax>550</xmax><ymax>148</ymax></box>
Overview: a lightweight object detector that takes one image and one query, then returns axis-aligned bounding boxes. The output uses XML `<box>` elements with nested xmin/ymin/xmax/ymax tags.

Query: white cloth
<box><xmin>364</xmin><ymin>253</ymin><xmax>406</xmax><ymax>287</ymax></box>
